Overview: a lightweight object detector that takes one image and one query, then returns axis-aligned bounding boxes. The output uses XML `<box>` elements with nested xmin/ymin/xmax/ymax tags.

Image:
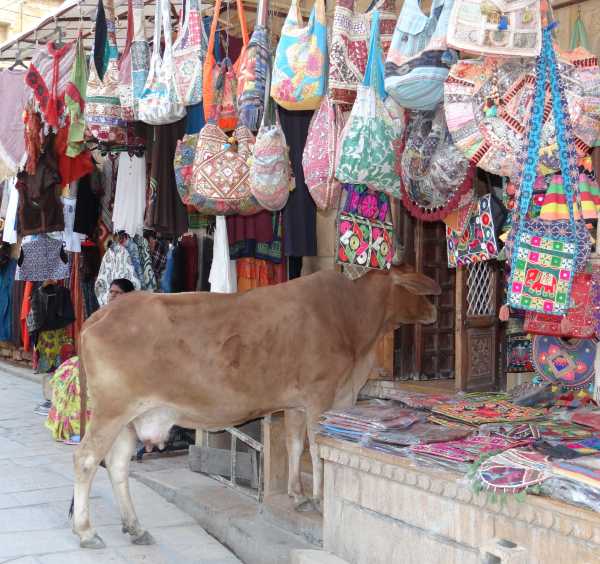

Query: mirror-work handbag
<box><xmin>446</xmin><ymin>0</ymin><xmax>542</xmax><ymax>57</ymax></box>
<box><xmin>337</xmin><ymin>184</ymin><xmax>394</xmax><ymax>271</ymax></box>
<box><xmin>508</xmin><ymin>27</ymin><xmax>589</xmax><ymax>316</ymax></box>
<box><xmin>138</xmin><ymin>0</ymin><xmax>186</xmax><ymax>125</ymax></box>
<box><xmin>328</xmin><ymin>0</ymin><xmax>398</xmax><ymax>107</ymax></box>
<box><xmin>270</xmin><ymin>0</ymin><xmax>328</xmax><ymax>111</ymax></box>
<box><xmin>85</xmin><ymin>0</ymin><xmax>127</xmax><ymax>144</ymax></box>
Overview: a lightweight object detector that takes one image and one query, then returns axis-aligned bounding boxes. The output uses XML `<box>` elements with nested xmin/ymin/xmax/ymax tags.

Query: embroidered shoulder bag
<box><xmin>188</xmin><ymin>67</ymin><xmax>262</xmax><ymax>215</ymax></box>
<box><xmin>335</xmin><ymin>11</ymin><xmax>400</xmax><ymax>198</ymax></box>
<box><xmin>302</xmin><ymin>96</ymin><xmax>346</xmax><ymax>210</ymax></box>
<box><xmin>446</xmin><ymin>0</ymin><xmax>542</xmax><ymax>57</ymax></box>
<box><xmin>384</xmin><ymin>0</ymin><xmax>456</xmax><ymax>111</ymax></box>
<box><xmin>203</xmin><ymin>0</ymin><xmax>249</xmax><ymax>130</ymax></box>
<box><xmin>249</xmin><ymin>69</ymin><xmax>291</xmax><ymax>211</ymax></box>
<box><xmin>173</xmin><ymin>0</ymin><xmax>206</xmax><ymax>106</ymax></box>
<box><xmin>138</xmin><ymin>0</ymin><xmax>186</xmax><ymax>125</ymax></box>
<box><xmin>85</xmin><ymin>0</ymin><xmax>127</xmax><ymax>145</ymax></box>
<box><xmin>508</xmin><ymin>27</ymin><xmax>589</xmax><ymax>316</ymax></box>
<box><xmin>328</xmin><ymin>0</ymin><xmax>398</xmax><ymax>107</ymax></box>
<box><xmin>270</xmin><ymin>0</ymin><xmax>328</xmax><ymax>111</ymax></box>
<box><xmin>336</xmin><ymin>184</ymin><xmax>394</xmax><ymax>272</ymax></box>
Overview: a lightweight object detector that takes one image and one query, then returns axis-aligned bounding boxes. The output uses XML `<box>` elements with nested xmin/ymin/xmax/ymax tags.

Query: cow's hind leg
<box><xmin>105</xmin><ymin>423</ymin><xmax>155</xmax><ymax>545</ymax></box>
<box><xmin>284</xmin><ymin>409</ymin><xmax>308</xmax><ymax>510</ymax></box>
<box><xmin>306</xmin><ymin>412</ymin><xmax>325</xmax><ymax>514</ymax></box>
<box><xmin>73</xmin><ymin>416</ymin><xmax>124</xmax><ymax>549</ymax></box>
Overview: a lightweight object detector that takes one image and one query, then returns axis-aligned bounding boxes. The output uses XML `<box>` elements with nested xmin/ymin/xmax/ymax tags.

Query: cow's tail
<box><xmin>68</xmin><ymin>494</ymin><xmax>74</xmax><ymax>519</ymax></box>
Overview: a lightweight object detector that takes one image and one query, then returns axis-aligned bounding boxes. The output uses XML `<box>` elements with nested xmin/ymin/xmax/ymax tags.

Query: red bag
<box><xmin>524</xmin><ymin>272</ymin><xmax>594</xmax><ymax>338</ymax></box>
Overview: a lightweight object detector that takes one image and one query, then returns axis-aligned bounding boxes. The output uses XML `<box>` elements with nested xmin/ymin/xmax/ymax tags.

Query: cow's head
<box><xmin>388</xmin><ymin>265</ymin><xmax>441</xmax><ymax>326</ymax></box>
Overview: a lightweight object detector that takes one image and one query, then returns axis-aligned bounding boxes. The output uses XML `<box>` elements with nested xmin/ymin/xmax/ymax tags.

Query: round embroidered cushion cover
<box><xmin>328</xmin><ymin>0</ymin><xmax>399</xmax><ymax>107</ymax></box>
<box><xmin>532</xmin><ymin>335</ymin><xmax>595</xmax><ymax>389</ymax></box>
<box><xmin>400</xmin><ymin>106</ymin><xmax>474</xmax><ymax>221</ymax></box>
<box><xmin>444</xmin><ymin>49</ymin><xmax>600</xmax><ymax>179</ymax></box>
<box><xmin>384</xmin><ymin>0</ymin><xmax>456</xmax><ymax>111</ymax></box>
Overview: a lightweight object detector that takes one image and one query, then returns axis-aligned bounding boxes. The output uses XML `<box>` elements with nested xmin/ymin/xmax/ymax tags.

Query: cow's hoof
<box><xmin>80</xmin><ymin>533</ymin><xmax>106</xmax><ymax>549</ymax></box>
<box><xmin>295</xmin><ymin>498</ymin><xmax>314</xmax><ymax>512</ymax></box>
<box><xmin>132</xmin><ymin>530</ymin><xmax>156</xmax><ymax>545</ymax></box>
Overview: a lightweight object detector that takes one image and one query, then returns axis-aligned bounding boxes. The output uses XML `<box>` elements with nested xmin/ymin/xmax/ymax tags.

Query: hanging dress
<box><xmin>112</xmin><ymin>153</ymin><xmax>147</xmax><ymax>238</ymax></box>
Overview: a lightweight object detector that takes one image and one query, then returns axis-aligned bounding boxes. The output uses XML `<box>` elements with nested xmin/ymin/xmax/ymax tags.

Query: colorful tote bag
<box><xmin>302</xmin><ymin>96</ymin><xmax>346</xmax><ymax>210</ymax></box>
<box><xmin>336</xmin><ymin>11</ymin><xmax>400</xmax><ymax>197</ymax></box>
<box><xmin>203</xmin><ymin>0</ymin><xmax>249</xmax><ymax>129</ymax></box>
<box><xmin>446</xmin><ymin>194</ymin><xmax>500</xmax><ymax>267</ymax></box>
<box><xmin>508</xmin><ymin>28</ymin><xmax>588</xmax><ymax>316</ymax></box>
<box><xmin>270</xmin><ymin>0</ymin><xmax>328</xmax><ymax>111</ymax></box>
<box><xmin>532</xmin><ymin>335</ymin><xmax>596</xmax><ymax>389</ymax></box>
<box><xmin>173</xmin><ymin>0</ymin><xmax>205</xmax><ymax>106</ymax></box>
<box><xmin>85</xmin><ymin>0</ymin><xmax>127</xmax><ymax>145</ymax></box>
<box><xmin>384</xmin><ymin>0</ymin><xmax>456</xmax><ymax>111</ymax></box>
<box><xmin>249</xmin><ymin>71</ymin><xmax>291</xmax><ymax>211</ymax></box>
<box><xmin>446</xmin><ymin>0</ymin><xmax>542</xmax><ymax>57</ymax></box>
<box><xmin>189</xmin><ymin>71</ymin><xmax>261</xmax><ymax>215</ymax></box>
<box><xmin>138</xmin><ymin>0</ymin><xmax>186</xmax><ymax>125</ymax></box>
<box><xmin>400</xmin><ymin>107</ymin><xmax>474</xmax><ymax>221</ymax></box>
<box><xmin>444</xmin><ymin>50</ymin><xmax>600</xmax><ymax>180</ymax></box>
<box><xmin>539</xmin><ymin>169</ymin><xmax>600</xmax><ymax>221</ymax></box>
<box><xmin>328</xmin><ymin>0</ymin><xmax>398</xmax><ymax>107</ymax></box>
<box><xmin>336</xmin><ymin>184</ymin><xmax>394</xmax><ymax>271</ymax></box>
<box><xmin>524</xmin><ymin>272</ymin><xmax>595</xmax><ymax>338</ymax></box>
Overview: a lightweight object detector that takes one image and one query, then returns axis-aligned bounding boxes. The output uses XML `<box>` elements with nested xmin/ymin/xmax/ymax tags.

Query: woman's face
<box><xmin>108</xmin><ymin>284</ymin><xmax>126</xmax><ymax>303</ymax></box>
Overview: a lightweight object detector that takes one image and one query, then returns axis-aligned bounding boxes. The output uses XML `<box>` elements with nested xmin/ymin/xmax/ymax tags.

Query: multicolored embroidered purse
<box><xmin>335</xmin><ymin>11</ymin><xmax>401</xmax><ymax>197</ymax></box>
<box><xmin>532</xmin><ymin>335</ymin><xmax>596</xmax><ymax>389</ymax></box>
<box><xmin>85</xmin><ymin>0</ymin><xmax>127</xmax><ymax>144</ymax></box>
<box><xmin>446</xmin><ymin>194</ymin><xmax>500</xmax><ymax>268</ymax></box>
<box><xmin>336</xmin><ymin>184</ymin><xmax>394</xmax><ymax>271</ymax></box>
<box><xmin>384</xmin><ymin>0</ymin><xmax>456</xmax><ymax>111</ymax></box>
<box><xmin>328</xmin><ymin>0</ymin><xmax>398</xmax><ymax>107</ymax></box>
<box><xmin>172</xmin><ymin>0</ymin><xmax>205</xmax><ymax>106</ymax></box>
<box><xmin>446</xmin><ymin>0</ymin><xmax>542</xmax><ymax>58</ymax></box>
<box><xmin>400</xmin><ymin>107</ymin><xmax>474</xmax><ymax>221</ymax></box>
<box><xmin>270</xmin><ymin>0</ymin><xmax>328</xmax><ymax>111</ymax></box>
<box><xmin>138</xmin><ymin>0</ymin><xmax>186</xmax><ymax>125</ymax></box>
<box><xmin>508</xmin><ymin>27</ymin><xmax>588</xmax><ymax>316</ymax></box>
<box><xmin>524</xmin><ymin>272</ymin><xmax>595</xmax><ymax>338</ymax></box>
<box><xmin>302</xmin><ymin>96</ymin><xmax>346</xmax><ymax>210</ymax></box>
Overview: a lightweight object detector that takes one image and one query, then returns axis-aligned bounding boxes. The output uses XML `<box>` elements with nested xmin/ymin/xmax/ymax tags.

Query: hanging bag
<box><xmin>508</xmin><ymin>26</ymin><xmax>589</xmax><ymax>316</ymax></box>
<box><xmin>270</xmin><ymin>0</ymin><xmax>328</xmax><ymax>111</ymax></box>
<box><xmin>203</xmin><ymin>0</ymin><xmax>250</xmax><ymax>130</ymax></box>
<box><xmin>138</xmin><ymin>0</ymin><xmax>186</xmax><ymax>125</ymax></box>
<box><xmin>335</xmin><ymin>11</ymin><xmax>400</xmax><ymax>198</ymax></box>
<box><xmin>85</xmin><ymin>0</ymin><xmax>128</xmax><ymax>145</ymax></box>
<box><xmin>384</xmin><ymin>0</ymin><xmax>455</xmax><ymax>111</ymax></box>
<box><xmin>118</xmin><ymin>0</ymin><xmax>136</xmax><ymax>121</ymax></box>
<box><xmin>249</xmin><ymin>68</ymin><xmax>291</xmax><ymax>211</ymax></box>
<box><xmin>173</xmin><ymin>0</ymin><xmax>206</xmax><ymax>106</ymax></box>
<box><xmin>446</xmin><ymin>0</ymin><xmax>542</xmax><ymax>57</ymax></box>
<box><xmin>328</xmin><ymin>0</ymin><xmax>398</xmax><ymax>107</ymax></box>
<box><xmin>336</xmin><ymin>184</ymin><xmax>394</xmax><ymax>272</ymax></box>
<box><xmin>189</xmin><ymin>66</ymin><xmax>262</xmax><ymax>215</ymax></box>
<box><xmin>303</xmin><ymin>96</ymin><xmax>347</xmax><ymax>210</ymax></box>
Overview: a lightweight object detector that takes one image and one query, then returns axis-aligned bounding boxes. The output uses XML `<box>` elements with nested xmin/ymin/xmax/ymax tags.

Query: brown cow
<box><xmin>72</xmin><ymin>266</ymin><xmax>440</xmax><ymax>548</ymax></box>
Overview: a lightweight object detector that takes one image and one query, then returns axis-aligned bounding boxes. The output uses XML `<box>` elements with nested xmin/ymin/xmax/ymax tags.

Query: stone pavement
<box><xmin>0</xmin><ymin>366</ymin><xmax>242</xmax><ymax>564</ymax></box>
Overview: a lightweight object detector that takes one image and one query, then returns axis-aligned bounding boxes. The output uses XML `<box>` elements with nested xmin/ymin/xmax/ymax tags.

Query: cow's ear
<box><xmin>393</xmin><ymin>272</ymin><xmax>441</xmax><ymax>296</ymax></box>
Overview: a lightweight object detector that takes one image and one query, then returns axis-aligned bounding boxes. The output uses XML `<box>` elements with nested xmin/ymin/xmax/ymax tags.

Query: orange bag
<box><xmin>202</xmin><ymin>0</ymin><xmax>249</xmax><ymax>130</ymax></box>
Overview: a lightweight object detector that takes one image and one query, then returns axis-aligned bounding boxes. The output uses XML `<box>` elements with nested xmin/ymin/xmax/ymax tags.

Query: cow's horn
<box><xmin>392</xmin><ymin>245</ymin><xmax>404</xmax><ymax>266</ymax></box>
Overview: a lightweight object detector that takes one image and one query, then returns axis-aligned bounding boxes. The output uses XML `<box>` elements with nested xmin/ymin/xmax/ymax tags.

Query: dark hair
<box><xmin>110</xmin><ymin>278</ymin><xmax>135</xmax><ymax>293</ymax></box>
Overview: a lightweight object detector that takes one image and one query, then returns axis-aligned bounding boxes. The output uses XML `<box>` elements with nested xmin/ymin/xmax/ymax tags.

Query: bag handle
<box><xmin>119</xmin><ymin>0</ymin><xmax>134</xmax><ymax>69</ymax></box>
<box><xmin>207</xmin><ymin>0</ymin><xmax>222</xmax><ymax>65</ymax></box>
<box><xmin>237</xmin><ymin>0</ymin><xmax>250</xmax><ymax>46</ymax></box>
<box><xmin>261</xmin><ymin>60</ymin><xmax>278</xmax><ymax>127</ymax></box>
<box><xmin>363</xmin><ymin>10</ymin><xmax>385</xmax><ymax>99</ymax></box>
<box><xmin>150</xmin><ymin>0</ymin><xmax>163</xmax><ymax>61</ymax></box>
<box><xmin>161</xmin><ymin>0</ymin><xmax>175</xmax><ymax>57</ymax></box>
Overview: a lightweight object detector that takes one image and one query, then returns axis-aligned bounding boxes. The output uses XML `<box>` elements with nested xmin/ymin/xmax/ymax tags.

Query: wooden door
<box><xmin>455</xmin><ymin>261</ymin><xmax>501</xmax><ymax>391</ymax></box>
<box><xmin>395</xmin><ymin>214</ymin><xmax>456</xmax><ymax>381</ymax></box>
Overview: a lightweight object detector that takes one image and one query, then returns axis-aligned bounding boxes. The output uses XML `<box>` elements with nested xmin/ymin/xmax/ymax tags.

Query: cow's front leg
<box><xmin>105</xmin><ymin>424</ymin><xmax>155</xmax><ymax>545</ymax></box>
<box><xmin>306</xmin><ymin>417</ymin><xmax>323</xmax><ymax>514</ymax></box>
<box><xmin>284</xmin><ymin>408</ymin><xmax>309</xmax><ymax>509</ymax></box>
<box><xmin>73</xmin><ymin>417</ymin><xmax>123</xmax><ymax>548</ymax></box>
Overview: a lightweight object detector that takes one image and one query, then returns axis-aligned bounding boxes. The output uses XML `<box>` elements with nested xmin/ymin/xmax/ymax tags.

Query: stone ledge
<box><xmin>318</xmin><ymin>436</ymin><xmax>600</xmax><ymax>544</ymax></box>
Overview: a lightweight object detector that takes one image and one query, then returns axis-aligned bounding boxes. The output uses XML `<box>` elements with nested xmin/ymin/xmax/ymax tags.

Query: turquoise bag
<box><xmin>384</xmin><ymin>0</ymin><xmax>455</xmax><ymax>111</ymax></box>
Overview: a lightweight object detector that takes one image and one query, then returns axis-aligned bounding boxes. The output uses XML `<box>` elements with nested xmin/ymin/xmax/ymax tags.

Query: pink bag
<box><xmin>302</xmin><ymin>96</ymin><xmax>347</xmax><ymax>210</ymax></box>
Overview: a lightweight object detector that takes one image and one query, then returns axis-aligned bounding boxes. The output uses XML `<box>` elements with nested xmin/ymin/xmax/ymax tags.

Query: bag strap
<box><xmin>363</xmin><ymin>10</ymin><xmax>385</xmax><ymax>99</ymax></box>
<box><xmin>207</xmin><ymin>0</ymin><xmax>222</xmax><ymax>64</ymax></box>
<box><xmin>120</xmin><ymin>0</ymin><xmax>134</xmax><ymax>67</ymax></box>
<box><xmin>237</xmin><ymin>0</ymin><xmax>250</xmax><ymax>47</ymax></box>
<box><xmin>161</xmin><ymin>0</ymin><xmax>175</xmax><ymax>57</ymax></box>
<box><xmin>132</xmin><ymin>0</ymin><xmax>146</xmax><ymax>41</ymax></box>
<box><xmin>93</xmin><ymin>0</ymin><xmax>108</xmax><ymax>78</ymax></box>
<box><xmin>150</xmin><ymin>0</ymin><xmax>163</xmax><ymax>61</ymax></box>
<box><xmin>262</xmin><ymin>59</ymin><xmax>277</xmax><ymax>127</ymax></box>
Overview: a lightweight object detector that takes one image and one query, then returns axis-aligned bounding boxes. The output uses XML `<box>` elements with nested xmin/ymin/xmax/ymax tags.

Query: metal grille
<box><xmin>466</xmin><ymin>262</ymin><xmax>494</xmax><ymax>316</ymax></box>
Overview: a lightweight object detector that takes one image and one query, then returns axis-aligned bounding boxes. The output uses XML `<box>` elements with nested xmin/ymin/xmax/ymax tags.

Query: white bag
<box><xmin>138</xmin><ymin>0</ymin><xmax>186</xmax><ymax>125</ymax></box>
